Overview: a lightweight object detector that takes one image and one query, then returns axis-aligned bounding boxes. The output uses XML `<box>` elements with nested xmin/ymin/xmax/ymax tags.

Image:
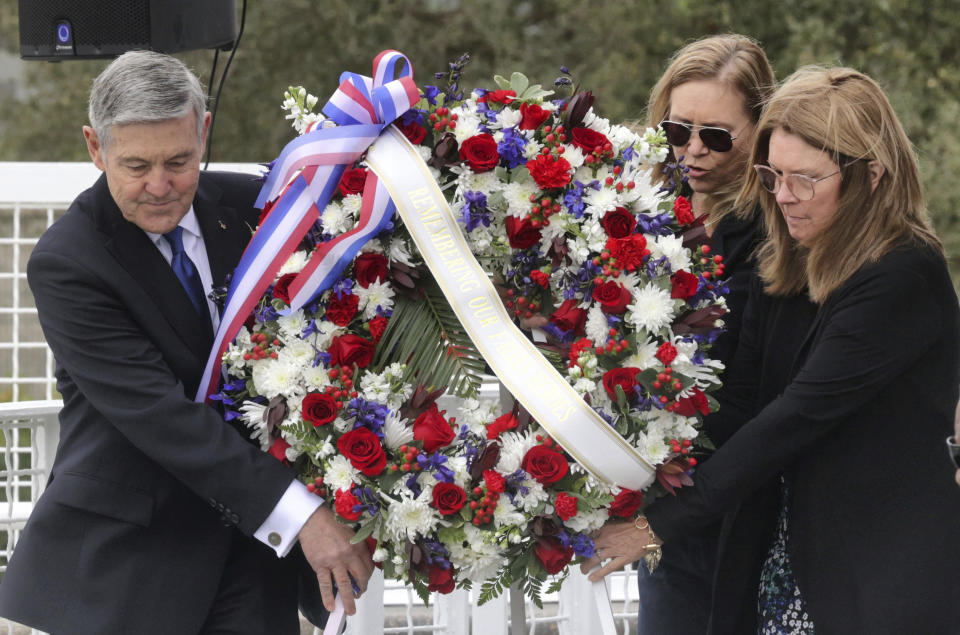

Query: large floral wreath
<box><xmin>213</xmin><ymin>54</ymin><xmax>728</xmax><ymax>603</ymax></box>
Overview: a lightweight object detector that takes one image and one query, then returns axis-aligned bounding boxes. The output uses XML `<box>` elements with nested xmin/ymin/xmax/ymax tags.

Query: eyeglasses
<box><xmin>947</xmin><ymin>436</ymin><xmax>960</xmax><ymax>469</ymax></box>
<box><xmin>753</xmin><ymin>164</ymin><xmax>842</xmax><ymax>202</ymax></box>
<box><xmin>659</xmin><ymin>120</ymin><xmax>738</xmax><ymax>153</ymax></box>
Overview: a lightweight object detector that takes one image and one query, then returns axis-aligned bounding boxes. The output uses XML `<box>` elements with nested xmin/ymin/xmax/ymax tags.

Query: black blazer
<box><xmin>647</xmin><ymin>242</ymin><xmax>960</xmax><ymax>635</ymax></box>
<box><xmin>0</xmin><ymin>172</ymin><xmax>301</xmax><ymax>634</ymax></box>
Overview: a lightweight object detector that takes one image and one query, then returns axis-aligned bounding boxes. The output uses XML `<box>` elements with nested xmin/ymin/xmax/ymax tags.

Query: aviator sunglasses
<box><xmin>659</xmin><ymin>120</ymin><xmax>738</xmax><ymax>153</ymax></box>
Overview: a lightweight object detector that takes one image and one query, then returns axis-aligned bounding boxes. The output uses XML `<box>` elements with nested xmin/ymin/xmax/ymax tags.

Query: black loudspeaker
<box><xmin>18</xmin><ymin>0</ymin><xmax>237</xmax><ymax>60</ymax></box>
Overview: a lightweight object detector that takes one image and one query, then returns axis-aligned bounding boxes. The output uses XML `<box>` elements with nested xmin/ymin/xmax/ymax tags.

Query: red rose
<box><xmin>608</xmin><ymin>488</ymin><xmax>644</xmax><ymax>518</ymax></box>
<box><xmin>479</xmin><ymin>89</ymin><xmax>516</xmax><ymax>104</ymax></box>
<box><xmin>533</xmin><ymin>536</ymin><xmax>573</xmax><ymax>575</ymax></box>
<box><xmin>673</xmin><ymin>195</ymin><xmax>694</xmax><ymax>226</ymax></box>
<box><xmin>549</xmin><ymin>299</ymin><xmax>587</xmax><ymax>336</ymax></box>
<box><xmin>427</xmin><ymin>564</ymin><xmax>456</xmax><ymax>593</ymax></box>
<box><xmin>413</xmin><ymin>403</ymin><xmax>456</xmax><ymax>453</ymax></box>
<box><xmin>397</xmin><ymin>119</ymin><xmax>427</xmax><ymax>145</ymax></box>
<box><xmin>522</xmin><ymin>445</ymin><xmax>569</xmax><ymax>485</ymax></box>
<box><xmin>354</xmin><ymin>252</ymin><xmax>388</xmax><ymax>288</ymax></box>
<box><xmin>302</xmin><ymin>392</ymin><xmax>338</xmax><ymax>426</ymax></box>
<box><xmin>338</xmin><ymin>167</ymin><xmax>367</xmax><ymax>196</ymax></box>
<box><xmin>571</xmin><ymin>127</ymin><xmax>611</xmax><ymax>155</ymax></box>
<box><xmin>369</xmin><ymin>315</ymin><xmax>389</xmax><ymax>343</ymax></box>
<box><xmin>670</xmin><ymin>270</ymin><xmax>700</xmax><ymax>299</ymax></box>
<box><xmin>555</xmin><ymin>492</ymin><xmax>578</xmax><ymax>521</ymax></box>
<box><xmin>486</xmin><ymin>412</ymin><xmax>518</xmax><ymax>440</ymax></box>
<box><xmin>505</xmin><ymin>215</ymin><xmax>542</xmax><ymax>249</ymax></box>
<box><xmin>483</xmin><ymin>469</ymin><xmax>506</xmax><ymax>493</ymax></box>
<box><xmin>268</xmin><ymin>437</ymin><xmax>291</xmax><ymax>464</ymax></box>
<box><xmin>676</xmin><ymin>387</ymin><xmax>710</xmax><ymax>417</ymax></box>
<box><xmin>606</xmin><ymin>234</ymin><xmax>649</xmax><ymax>271</ymax></box>
<box><xmin>519</xmin><ymin>102</ymin><xmax>551</xmax><ymax>130</ymax></box>
<box><xmin>602</xmin><ymin>367</ymin><xmax>640</xmax><ymax>401</ymax></box>
<box><xmin>459</xmin><ymin>134</ymin><xmax>500</xmax><ymax>172</ymax></box>
<box><xmin>602</xmin><ymin>206</ymin><xmax>636</xmax><ymax>239</ymax></box>
<box><xmin>272</xmin><ymin>273</ymin><xmax>297</xmax><ymax>304</ymax></box>
<box><xmin>655</xmin><ymin>342</ymin><xmax>678</xmax><ymax>366</ymax></box>
<box><xmin>328</xmin><ymin>334</ymin><xmax>375</xmax><ymax>368</ymax></box>
<box><xmin>337</xmin><ymin>427</ymin><xmax>387</xmax><ymax>476</ymax></box>
<box><xmin>334</xmin><ymin>488</ymin><xmax>362</xmax><ymax>521</ymax></box>
<box><xmin>526</xmin><ymin>153</ymin><xmax>572</xmax><ymax>189</ymax></box>
<box><xmin>326</xmin><ymin>292</ymin><xmax>360</xmax><ymax>326</ymax></box>
<box><xmin>431</xmin><ymin>482</ymin><xmax>467</xmax><ymax>516</ymax></box>
<box><xmin>592</xmin><ymin>280</ymin><xmax>632</xmax><ymax>314</ymax></box>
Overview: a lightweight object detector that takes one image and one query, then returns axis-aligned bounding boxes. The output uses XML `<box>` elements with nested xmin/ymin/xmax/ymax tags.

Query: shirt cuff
<box><xmin>254</xmin><ymin>480</ymin><xmax>324</xmax><ymax>557</ymax></box>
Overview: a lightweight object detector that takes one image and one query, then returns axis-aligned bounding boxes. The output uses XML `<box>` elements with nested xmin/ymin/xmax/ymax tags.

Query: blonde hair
<box><xmin>645</xmin><ymin>34</ymin><xmax>775</xmax><ymax>221</ymax></box>
<box><xmin>737</xmin><ymin>66</ymin><xmax>942</xmax><ymax>302</ymax></box>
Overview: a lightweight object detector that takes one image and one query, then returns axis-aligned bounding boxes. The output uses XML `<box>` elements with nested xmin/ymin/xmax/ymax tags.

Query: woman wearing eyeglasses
<box><xmin>588</xmin><ymin>66</ymin><xmax>960</xmax><ymax>634</ymax></box>
<box><xmin>631</xmin><ymin>34</ymin><xmax>782</xmax><ymax>635</ymax></box>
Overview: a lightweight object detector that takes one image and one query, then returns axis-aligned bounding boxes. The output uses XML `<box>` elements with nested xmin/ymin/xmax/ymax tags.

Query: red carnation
<box><xmin>334</xmin><ymin>488</ymin><xmax>362</xmax><ymax>521</ymax></box>
<box><xmin>592</xmin><ymin>280</ymin><xmax>632</xmax><ymax>314</ymax></box>
<box><xmin>607</xmin><ymin>234</ymin><xmax>649</xmax><ymax>271</ymax></box>
<box><xmin>608</xmin><ymin>488</ymin><xmax>644</xmax><ymax>518</ymax></box>
<box><xmin>568</xmin><ymin>337</ymin><xmax>594</xmax><ymax>367</ymax></box>
<box><xmin>413</xmin><ymin>403</ymin><xmax>456</xmax><ymax>453</ymax></box>
<box><xmin>354</xmin><ymin>252</ymin><xmax>388</xmax><ymax>288</ymax></box>
<box><xmin>522</xmin><ymin>445</ymin><xmax>569</xmax><ymax>485</ymax></box>
<box><xmin>673</xmin><ymin>195</ymin><xmax>695</xmax><ymax>226</ymax></box>
<box><xmin>526</xmin><ymin>153</ymin><xmax>572</xmax><ymax>190</ymax></box>
<box><xmin>571</xmin><ymin>127</ymin><xmax>610</xmax><ymax>155</ymax></box>
<box><xmin>655</xmin><ymin>342</ymin><xmax>678</xmax><ymax>366</ymax></box>
<box><xmin>549</xmin><ymin>299</ymin><xmax>587</xmax><ymax>336</ymax></box>
<box><xmin>530</xmin><ymin>270</ymin><xmax>550</xmax><ymax>288</ymax></box>
<box><xmin>670</xmin><ymin>270</ymin><xmax>700</xmax><ymax>299</ymax></box>
<box><xmin>337</xmin><ymin>428</ymin><xmax>387</xmax><ymax>476</ymax></box>
<box><xmin>328</xmin><ymin>334</ymin><xmax>375</xmax><ymax>368</ymax></box>
<box><xmin>533</xmin><ymin>536</ymin><xmax>574</xmax><ymax>575</ymax></box>
<box><xmin>483</xmin><ymin>469</ymin><xmax>507</xmax><ymax>493</ymax></box>
<box><xmin>519</xmin><ymin>102</ymin><xmax>551</xmax><ymax>130</ymax></box>
<box><xmin>602</xmin><ymin>207</ymin><xmax>636</xmax><ymax>239</ymax></box>
<box><xmin>432</xmin><ymin>482</ymin><xmax>467</xmax><ymax>516</ymax></box>
<box><xmin>602</xmin><ymin>367</ymin><xmax>641</xmax><ymax>401</ymax></box>
<box><xmin>268</xmin><ymin>437</ymin><xmax>291</xmax><ymax>464</ymax></box>
<box><xmin>369</xmin><ymin>315</ymin><xmax>389</xmax><ymax>343</ymax></box>
<box><xmin>338</xmin><ymin>167</ymin><xmax>367</xmax><ymax>197</ymax></box>
<box><xmin>326</xmin><ymin>292</ymin><xmax>360</xmax><ymax>326</ymax></box>
<box><xmin>505</xmin><ymin>215</ymin><xmax>542</xmax><ymax>249</ymax></box>
<box><xmin>272</xmin><ymin>273</ymin><xmax>297</xmax><ymax>305</ymax></box>
<box><xmin>555</xmin><ymin>492</ymin><xmax>578</xmax><ymax>521</ymax></box>
<box><xmin>479</xmin><ymin>89</ymin><xmax>516</xmax><ymax>104</ymax></box>
<box><xmin>459</xmin><ymin>134</ymin><xmax>500</xmax><ymax>172</ymax></box>
<box><xmin>302</xmin><ymin>392</ymin><xmax>338</xmax><ymax>426</ymax></box>
<box><xmin>486</xmin><ymin>412</ymin><xmax>518</xmax><ymax>440</ymax></box>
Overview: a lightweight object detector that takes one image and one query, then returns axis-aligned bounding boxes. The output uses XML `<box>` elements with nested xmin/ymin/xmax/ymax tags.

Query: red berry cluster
<box><xmin>243</xmin><ymin>332</ymin><xmax>279</xmax><ymax>361</ymax></box>
<box><xmin>527</xmin><ymin>193</ymin><xmax>563</xmax><ymax>228</ymax></box>
<box><xmin>323</xmin><ymin>365</ymin><xmax>358</xmax><ymax>411</ymax></box>
<box><xmin>595</xmin><ymin>327</ymin><xmax>629</xmax><ymax>356</ymax></box>
<box><xmin>468</xmin><ymin>483</ymin><xmax>500</xmax><ymax>526</ymax></box>
<box><xmin>697</xmin><ymin>244</ymin><xmax>726</xmax><ymax>281</ymax></box>
<box><xmin>583</xmin><ymin>140</ymin><xmax>614</xmax><ymax>165</ymax></box>
<box><xmin>668</xmin><ymin>438</ymin><xmax>697</xmax><ymax>468</ymax></box>
<box><xmin>534</xmin><ymin>434</ymin><xmax>563</xmax><ymax>454</ymax></box>
<box><xmin>305</xmin><ymin>476</ymin><xmax>328</xmax><ymax>497</ymax></box>
<box><xmin>603</xmin><ymin>165</ymin><xmax>636</xmax><ymax>194</ymax></box>
<box><xmin>389</xmin><ymin>444</ymin><xmax>424</xmax><ymax>473</ymax></box>
<box><xmin>649</xmin><ymin>366</ymin><xmax>688</xmax><ymax>412</ymax></box>
<box><xmin>504</xmin><ymin>287</ymin><xmax>541</xmax><ymax>320</ymax></box>
<box><xmin>428</xmin><ymin>107</ymin><xmax>458</xmax><ymax>132</ymax></box>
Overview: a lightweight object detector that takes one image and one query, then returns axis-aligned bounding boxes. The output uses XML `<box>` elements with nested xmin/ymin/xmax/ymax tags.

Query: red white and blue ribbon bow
<box><xmin>196</xmin><ymin>50</ymin><xmax>419</xmax><ymax>403</ymax></box>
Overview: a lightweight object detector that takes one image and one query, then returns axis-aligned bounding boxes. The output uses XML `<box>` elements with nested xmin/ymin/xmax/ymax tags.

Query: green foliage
<box><xmin>1</xmin><ymin>0</ymin><xmax>958</xmax><ymax>289</ymax></box>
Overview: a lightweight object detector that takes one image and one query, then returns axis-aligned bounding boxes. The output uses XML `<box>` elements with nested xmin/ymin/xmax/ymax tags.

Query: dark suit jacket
<box><xmin>647</xmin><ymin>242</ymin><xmax>960</xmax><ymax>635</ymax></box>
<box><xmin>0</xmin><ymin>172</ymin><xmax>301</xmax><ymax>634</ymax></box>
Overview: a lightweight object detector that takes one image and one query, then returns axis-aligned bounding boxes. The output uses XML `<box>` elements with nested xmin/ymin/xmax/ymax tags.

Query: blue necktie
<box><xmin>163</xmin><ymin>226</ymin><xmax>212</xmax><ymax>333</ymax></box>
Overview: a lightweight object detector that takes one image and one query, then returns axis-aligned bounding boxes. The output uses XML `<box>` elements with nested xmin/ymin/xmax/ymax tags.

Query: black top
<box><xmin>646</xmin><ymin>241</ymin><xmax>960</xmax><ymax>635</ymax></box>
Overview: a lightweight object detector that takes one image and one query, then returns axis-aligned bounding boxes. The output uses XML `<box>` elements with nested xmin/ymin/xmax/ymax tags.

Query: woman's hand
<box><xmin>580</xmin><ymin>518</ymin><xmax>661</xmax><ymax>582</ymax></box>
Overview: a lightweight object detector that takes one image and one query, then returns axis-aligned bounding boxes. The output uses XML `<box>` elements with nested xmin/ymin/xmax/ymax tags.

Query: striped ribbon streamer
<box><xmin>195</xmin><ymin>50</ymin><xmax>419</xmax><ymax>403</ymax></box>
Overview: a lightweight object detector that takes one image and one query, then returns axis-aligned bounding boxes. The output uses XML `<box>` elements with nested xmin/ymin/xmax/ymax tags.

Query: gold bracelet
<box><xmin>633</xmin><ymin>516</ymin><xmax>663</xmax><ymax>573</ymax></box>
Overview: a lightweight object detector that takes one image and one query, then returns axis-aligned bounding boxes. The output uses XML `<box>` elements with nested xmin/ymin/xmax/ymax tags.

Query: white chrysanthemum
<box><xmin>278</xmin><ymin>250</ymin><xmax>310</xmax><ymax>276</ymax></box>
<box><xmin>539</xmin><ymin>214</ymin><xmax>566</xmax><ymax>244</ymax></box>
<box><xmin>622</xmin><ymin>168</ymin><xmax>667</xmax><ymax>214</ymax></box>
<box><xmin>523</xmin><ymin>138</ymin><xmax>544</xmax><ymax>159</ymax></box>
<box><xmin>606</xmin><ymin>124</ymin><xmax>639</xmax><ymax>155</ymax></box>
<box><xmin>451</xmin><ymin>107</ymin><xmax>482</xmax><ymax>142</ymax></box>
<box><xmin>626</xmin><ymin>284</ymin><xmax>676</xmax><ymax>334</ymax></box>
<box><xmin>448</xmin><ymin>525</ymin><xmax>509</xmax><ymax>581</ymax></box>
<box><xmin>251</xmin><ymin>357</ymin><xmax>303</xmax><ymax>399</ymax></box>
<box><xmin>502</xmin><ymin>181</ymin><xmax>539</xmax><ymax>218</ymax></box>
<box><xmin>495</xmin><ymin>429</ymin><xmax>538</xmax><ymax>474</ymax></box>
<box><xmin>583</xmin><ymin>186</ymin><xmax>621</xmax><ymax>218</ymax></box>
<box><xmin>512</xmin><ymin>477</ymin><xmax>549</xmax><ymax>513</ymax></box>
<box><xmin>584</xmin><ymin>109</ymin><xmax>611</xmax><ymax>134</ymax></box>
<box><xmin>301</xmin><ymin>364</ymin><xmax>332</xmax><ymax>392</ymax></box>
<box><xmin>621</xmin><ymin>335</ymin><xmax>660</xmax><ymax>370</ymax></box>
<box><xmin>276</xmin><ymin>310</ymin><xmax>309</xmax><ymax>339</ymax></box>
<box><xmin>562</xmin><ymin>144</ymin><xmax>586</xmax><ymax>169</ymax></box>
<box><xmin>240</xmin><ymin>401</ymin><xmax>270</xmax><ymax>450</ymax></box>
<box><xmin>493</xmin><ymin>109</ymin><xmax>522</xmax><ymax>129</ymax></box>
<box><xmin>341</xmin><ymin>193</ymin><xmax>362</xmax><ymax>218</ymax></box>
<box><xmin>325</xmin><ymin>454</ymin><xmax>360</xmax><ymax>492</ymax></box>
<box><xmin>638</xmin><ymin>431</ymin><xmax>671</xmax><ymax>465</ymax></box>
<box><xmin>355</xmin><ymin>279</ymin><xmax>395</xmax><ymax>320</ymax></box>
<box><xmin>382</xmin><ymin>410</ymin><xmax>414</xmax><ymax>451</ymax></box>
<box><xmin>458</xmin><ymin>170</ymin><xmax>502</xmax><ymax>196</ymax></box>
<box><xmin>581</xmin><ymin>216</ymin><xmax>608</xmax><ymax>253</ymax></box>
<box><xmin>585</xmin><ymin>304</ymin><xmax>610</xmax><ymax>346</ymax></box>
<box><xmin>389</xmin><ymin>237</ymin><xmax>417</xmax><ymax>266</ymax></box>
<box><xmin>447</xmin><ymin>455</ymin><xmax>471</xmax><ymax>489</ymax></box>
<box><xmin>649</xmin><ymin>234</ymin><xmax>693</xmax><ymax>274</ymax></box>
<box><xmin>277</xmin><ymin>338</ymin><xmax>315</xmax><ymax>371</ymax></box>
<box><xmin>384</xmin><ymin>493</ymin><xmax>442</xmax><ymax>542</ymax></box>
<box><xmin>320</xmin><ymin>201</ymin><xmax>352</xmax><ymax>235</ymax></box>
<box><xmin>563</xmin><ymin>507</ymin><xmax>608</xmax><ymax>534</ymax></box>
<box><xmin>493</xmin><ymin>496</ymin><xmax>527</xmax><ymax>528</ymax></box>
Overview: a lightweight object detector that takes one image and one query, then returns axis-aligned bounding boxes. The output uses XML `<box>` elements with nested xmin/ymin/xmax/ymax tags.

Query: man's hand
<box><xmin>298</xmin><ymin>506</ymin><xmax>374</xmax><ymax>615</ymax></box>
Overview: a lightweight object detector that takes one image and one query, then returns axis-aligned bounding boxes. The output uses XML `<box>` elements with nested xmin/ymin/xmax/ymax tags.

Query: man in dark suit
<box><xmin>0</xmin><ymin>51</ymin><xmax>372</xmax><ymax>634</ymax></box>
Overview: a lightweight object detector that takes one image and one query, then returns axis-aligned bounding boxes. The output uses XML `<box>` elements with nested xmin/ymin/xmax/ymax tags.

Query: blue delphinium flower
<box><xmin>461</xmin><ymin>191</ymin><xmax>492</xmax><ymax>232</ymax></box>
<box><xmin>497</xmin><ymin>128</ymin><xmax>528</xmax><ymax>169</ymax></box>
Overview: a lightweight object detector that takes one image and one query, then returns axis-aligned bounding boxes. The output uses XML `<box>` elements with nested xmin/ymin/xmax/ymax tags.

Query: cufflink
<box><xmin>268</xmin><ymin>532</ymin><xmax>282</xmax><ymax>546</ymax></box>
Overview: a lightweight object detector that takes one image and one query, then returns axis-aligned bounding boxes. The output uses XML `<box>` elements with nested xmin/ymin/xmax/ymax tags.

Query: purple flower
<box><xmin>497</xmin><ymin>128</ymin><xmax>528</xmax><ymax>169</ymax></box>
<box><xmin>461</xmin><ymin>191</ymin><xmax>492</xmax><ymax>232</ymax></box>
<box><xmin>423</xmin><ymin>85</ymin><xmax>441</xmax><ymax>105</ymax></box>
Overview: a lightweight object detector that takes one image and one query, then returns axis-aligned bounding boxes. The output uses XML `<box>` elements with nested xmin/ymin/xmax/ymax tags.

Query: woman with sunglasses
<box><xmin>629</xmin><ymin>34</ymin><xmax>780</xmax><ymax>635</ymax></box>
<box><xmin>588</xmin><ymin>66</ymin><xmax>960</xmax><ymax>634</ymax></box>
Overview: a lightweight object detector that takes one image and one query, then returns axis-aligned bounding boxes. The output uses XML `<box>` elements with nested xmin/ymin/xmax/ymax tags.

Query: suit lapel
<box><xmin>193</xmin><ymin>176</ymin><xmax>251</xmax><ymax>297</ymax></box>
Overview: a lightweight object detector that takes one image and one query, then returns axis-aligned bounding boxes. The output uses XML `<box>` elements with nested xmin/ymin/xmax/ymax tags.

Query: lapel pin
<box><xmin>218</xmin><ymin>220</ymin><xmax>227</xmax><ymax>230</ymax></box>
